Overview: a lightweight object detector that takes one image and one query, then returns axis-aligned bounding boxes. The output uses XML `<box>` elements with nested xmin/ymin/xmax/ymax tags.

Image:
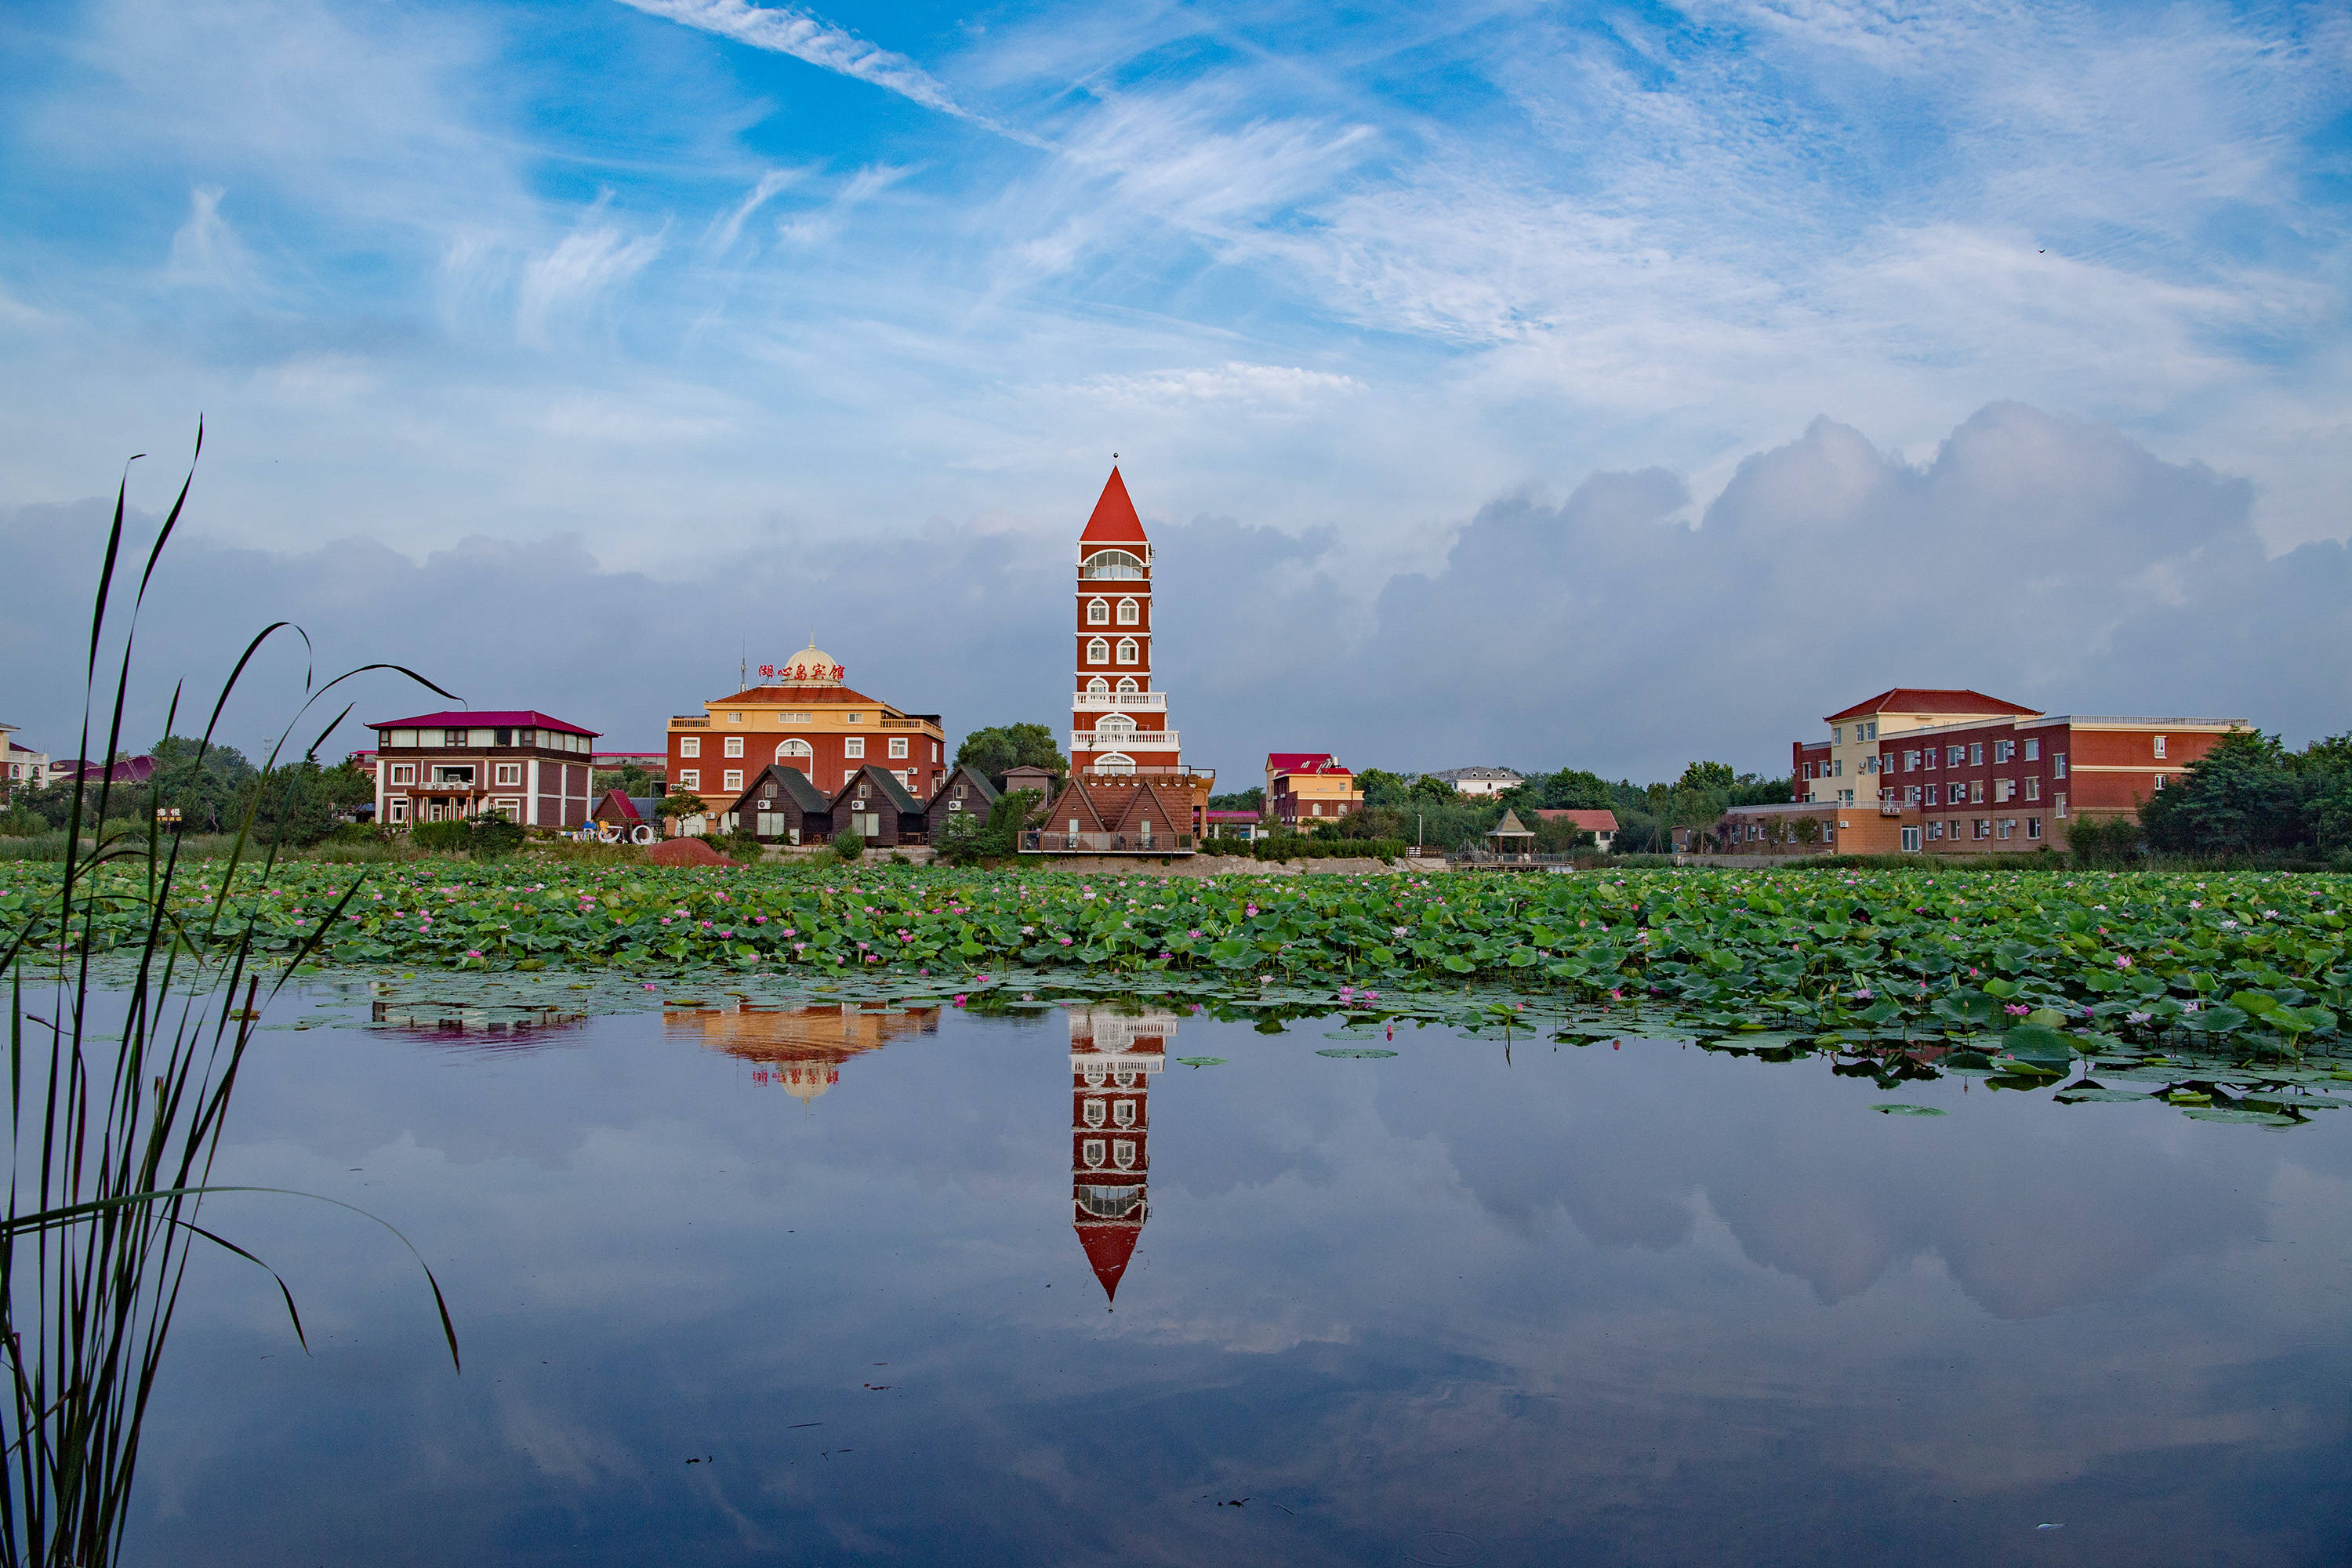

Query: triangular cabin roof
<box><xmin>830</xmin><ymin>764</ymin><xmax>924</xmax><ymax>816</ymax></box>
<box><xmin>1043</xmin><ymin>777</ymin><xmax>1113</xmax><ymax>834</ymax></box>
<box><xmin>592</xmin><ymin>788</ymin><xmax>643</xmax><ymax>823</ymax></box>
<box><xmin>732</xmin><ymin>764</ymin><xmax>833</xmax><ymax>816</ymax></box>
<box><xmin>1110</xmin><ymin>781</ymin><xmax>1187</xmax><ymax>837</ymax></box>
<box><xmin>1822</xmin><ymin>688</ymin><xmax>2039</xmax><ymax>723</ymax></box>
<box><xmin>927</xmin><ymin>764</ymin><xmax>1000</xmax><ymax>812</ymax></box>
<box><xmin>1489</xmin><ymin>808</ymin><xmax>1535</xmax><ymax>838</ymax></box>
<box><xmin>1079</xmin><ymin>466</ymin><xmax>1149</xmax><ymax>546</ymax></box>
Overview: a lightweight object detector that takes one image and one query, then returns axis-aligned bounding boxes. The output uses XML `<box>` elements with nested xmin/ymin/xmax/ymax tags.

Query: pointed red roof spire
<box><xmin>1080</xmin><ymin>465</ymin><xmax>1149</xmax><ymax>545</ymax></box>
<box><xmin>1075</xmin><ymin>1221</ymin><xmax>1142</xmax><ymax>1303</ymax></box>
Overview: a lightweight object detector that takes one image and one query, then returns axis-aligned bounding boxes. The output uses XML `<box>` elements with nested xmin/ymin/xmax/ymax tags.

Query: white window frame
<box><xmin>1086</xmin><ymin>598</ymin><xmax>1109</xmax><ymax>625</ymax></box>
<box><xmin>390</xmin><ymin>764</ymin><xmax>416</xmax><ymax>785</ymax></box>
<box><xmin>723</xmin><ymin>769</ymin><xmax>743</xmax><ymax>793</ymax></box>
<box><xmin>2024</xmin><ymin>739</ymin><xmax>2041</xmax><ymax>760</ymax></box>
<box><xmin>1114</xmin><ymin>637</ymin><xmax>1138</xmax><ymax>665</ymax></box>
<box><xmin>889</xmin><ymin>737</ymin><xmax>909</xmax><ymax>759</ymax></box>
<box><xmin>1086</xmin><ymin>637</ymin><xmax>1109</xmax><ymax>664</ymax></box>
<box><xmin>494</xmin><ymin>763</ymin><xmax>522</xmax><ymax>786</ymax></box>
<box><xmin>845</xmin><ymin>738</ymin><xmax>865</xmax><ymax>758</ymax></box>
<box><xmin>724</xmin><ymin>736</ymin><xmax>744</xmax><ymax>758</ymax></box>
<box><xmin>680</xmin><ymin>737</ymin><xmax>700</xmax><ymax>757</ymax></box>
<box><xmin>1116</xmin><ymin>598</ymin><xmax>1139</xmax><ymax>626</ymax></box>
<box><xmin>776</xmin><ymin>739</ymin><xmax>812</xmax><ymax>760</ymax></box>
<box><xmin>2153</xmin><ymin>735</ymin><xmax>2169</xmax><ymax>757</ymax></box>
<box><xmin>678</xmin><ymin>769</ymin><xmax>699</xmax><ymax>789</ymax></box>
<box><xmin>387</xmin><ymin>797</ymin><xmax>409</xmax><ymax>823</ymax></box>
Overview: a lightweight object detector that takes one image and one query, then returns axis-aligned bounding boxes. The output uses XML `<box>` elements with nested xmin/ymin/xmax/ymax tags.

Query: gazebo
<box><xmin>1485</xmin><ymin>808</ymin><xmax>1536</xmax><ymax>860</ymax></box>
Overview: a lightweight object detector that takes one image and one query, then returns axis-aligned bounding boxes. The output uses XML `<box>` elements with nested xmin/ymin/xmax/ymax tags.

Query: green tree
<box><xmin>1677</xmin><ymin>760</ymin><xmax>1737</xmax><ymax>794</ymax></box>
<box><xmin>1410</xmin><ymin>774</ymin><xmax>1456</xmax><ymax>804</ymax></box>
<box><xmin>1207</xmin><ymin>786</ymin><xmax>1265</xmax><ymax>812</ymax></box>
<box><xmin>239</xmin><ymin>759</ymin><xmax>343</xmax><ymax>849</ymax></box>
<box><xmin>594</xmin><ymin>763</ymin><xmax>659</xmax><ymax>798</ymax></box>
<box><xmin>658</xmin><ymin>790</ymin><xmax>708</xmax><ymax>822</ymax></box>
<box><xmin>151</xmin><ymin>735</ymin><xmax>259</xmax><ymax>833</ymax></box>
<box><xmin>954</xmin><ymin>724</ymin><xmax>1068</xmax><ymax>790</ymax></box>
<box><xmin>1355</xmin><ymin>769</ymin><xmax>1410</xmax><ymax>808</ymax></box>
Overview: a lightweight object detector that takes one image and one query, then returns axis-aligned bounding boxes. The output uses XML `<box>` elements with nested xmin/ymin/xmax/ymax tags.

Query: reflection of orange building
<box><xmin>1069</xmin><ymin>1005</ymin><xmax>1175</xmax><ymax>1304</ymax></box>
<box><xmin>662</xmin><ymin>1002</ymin><xmax>938</xmax><ymax>1105</ymax></box>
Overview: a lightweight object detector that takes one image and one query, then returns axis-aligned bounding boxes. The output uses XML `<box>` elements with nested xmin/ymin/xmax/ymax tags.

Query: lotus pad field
<box><xmin>6</xmin><ymin>861</ymin><xmax>2345</xmax><ymax>1055</ymax></box>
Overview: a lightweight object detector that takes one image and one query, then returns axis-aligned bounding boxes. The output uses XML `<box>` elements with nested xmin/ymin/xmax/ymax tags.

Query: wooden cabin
<box><xmin>727</xmin><ymin>764</ymin><xmax>835</xmax><ymax>844</ymax></box>
<box><xmin>829</xmin><ymin>764</ymin><xmax>927</xmax><ymax>847</ymax></box>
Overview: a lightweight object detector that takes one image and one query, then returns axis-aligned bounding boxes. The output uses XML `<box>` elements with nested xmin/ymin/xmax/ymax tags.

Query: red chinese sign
<box><xmin>757</xmin><ymin>662</ymin><xmax>846</xmax><ymax>681</ymax></box>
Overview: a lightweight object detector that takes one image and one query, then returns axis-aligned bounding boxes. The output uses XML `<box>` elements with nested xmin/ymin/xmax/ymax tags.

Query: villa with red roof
<box><xmin>370</xmin><ymin>710</ymin><xmax>600</xmax><ymax>828</ymax></box>
<box><xmin>1265</xmin><ymin>752</ymin><xmax>1362</xmax><ymax>829</ymax></box>
<box><xmin>1800</xmin><ymin>688</ymin><xmax>2042</xmax><ymax>807</ymax></box>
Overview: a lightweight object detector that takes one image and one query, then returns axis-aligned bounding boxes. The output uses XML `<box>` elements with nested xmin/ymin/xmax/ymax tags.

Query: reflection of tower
<box><xmin>662</xmin><ymin>1002</ymin><xmax>938</xmax><ymax>1105</ymax></box>
<box><xmin>1069</xmin><ymin>1005</ymin><xmax>1173</xmax><ymax>1304</ymax></box>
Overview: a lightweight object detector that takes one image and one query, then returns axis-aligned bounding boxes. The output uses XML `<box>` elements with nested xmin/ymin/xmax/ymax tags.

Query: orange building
<box><xmin>664</xmin><ymin>643</ymin><xmax>946</xmax><ymax>833</ymax></box>
<box><xmin>1265</xmin><ymin>752</ymin><xmax>1362</xmax><ymax>828</ymax></box>
<box><xmin>662</xmin><ymin>1001</ymin><xmax>938</xmax><ymax>1105</ymax></box>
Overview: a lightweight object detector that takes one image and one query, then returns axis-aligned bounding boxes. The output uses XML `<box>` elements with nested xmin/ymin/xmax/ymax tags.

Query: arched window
<box><xmin>1095</xmin><ymin>714</ymin><xmax>1136</xmax><ymax>739</ymax></box>
<box><xmin>1080</xmin><ymin>550</ymin><xmax>1144</xmax><ymax>579</ymax></box>
<box><xmin>775</xmin><ymin>739</ymin><xmax>812</xmax><ymax>762</ymax></box>
<box><xmin>1087</xmin><ymin>677</ymin><xmax>1109</xmax><ymax>695</ymax></box>
<box><xmin>1086</xmin><ymin>637</ymin><xmax>1109</xmax><ymax>664</ymax></box>
<box><xmin>1116</xmin><ymin>598</ymin><xmax>1139</xmax><ymax>626</ymax></box>
<box><xmin>1114</xmin><ymin>637</ymin><xmax>1138</xmax><ymax>665</ymax></box>
<box><xmin>1115</xmin><ymin>677</ymin><xmax>1138</xmax><ymax>694</ymax></box>
<box><xmin>1094</xmin><ymin>753</ymin><xmax>1135</xmax><ymax>775</ymax></box>
<box><xmin>1086</xmin><ymin>598</ymin><xmax>1109</xmax><ymax>626</ymax></box>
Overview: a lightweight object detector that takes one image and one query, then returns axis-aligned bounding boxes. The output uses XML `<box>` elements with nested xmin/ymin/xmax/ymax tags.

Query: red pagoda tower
<box><xmin>1070</xmin><ymin>467</ymin><xmax>1182</xmax><ymax>777</ymax></box>
<box><xmin>1069</xmin><ymin>1004</ymin><xmax>1174</xmax><ymax>1304</ymax></box>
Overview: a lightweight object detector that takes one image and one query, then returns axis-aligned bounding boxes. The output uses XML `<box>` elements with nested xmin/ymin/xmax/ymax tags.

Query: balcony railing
<box><xmin>1073</xmin><ymin>692</ymin><xmax>1166</xmax><ymax>711</ymax></box>
<box><xmin>1022</xmin><ymin>831</ymin><xmax>1197</xmax><ymax>855</ymax></box>
<box><xmin>879</xmin><ymin>717</ymin><xmax>924</xmax><ymax>728</ymax></box>
<box><xmin>1070</xmin><ymin>731</ymin><xmax>1178</xmax><ymax>753</ymax></box>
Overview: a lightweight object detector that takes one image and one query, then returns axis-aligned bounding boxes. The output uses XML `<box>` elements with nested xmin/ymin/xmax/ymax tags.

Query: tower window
<box><xmin>1087</xmin><ymin>598</ymin><xmax>1109</xmax><ymax>625</ymax></box>
<box><xmin>1116</xmin><ymin>598</ymin><xmax>1139</xmax><ymax>626</ymax></box>
<box><xmin>1115</xmin><ymin>637</ymin><xmax>1138</xmax><ymax>665</ymax></box>
<box><xmin>1087</xmin><ymin>677</ymin><xmax>1109</xmax><ymax>695</ymax></box>
<box><xmin>1087</xmin><ymin>637</ymin><xmax>1109</xmax><ymax>664</ymax></box>
<box><xmin>1116</xmin><ymin>677</ymin><xmax>1138</xmax><ymax>694</ymax></box>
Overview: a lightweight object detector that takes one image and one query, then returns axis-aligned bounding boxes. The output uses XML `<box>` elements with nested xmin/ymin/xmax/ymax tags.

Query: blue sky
<box><xmin>2</xmin><ymin>0</ymin><xmax>2348</xmax><ymax>774</ymax></box>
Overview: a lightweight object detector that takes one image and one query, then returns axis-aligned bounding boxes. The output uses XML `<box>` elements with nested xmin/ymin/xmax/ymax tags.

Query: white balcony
<box><xmin>1070</xmin><ymin>731</ymin><xmax>1178</xmax><ymax>753</ymax></box>
<box><xmin>1073</xmin><ymin>691</ymin><xmax>1166</xmax><ymax>712</ymax></box>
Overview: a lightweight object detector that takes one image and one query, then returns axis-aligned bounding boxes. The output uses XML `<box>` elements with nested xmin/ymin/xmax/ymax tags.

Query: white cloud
<box><xmin>516</xmin><ymin>221</ymin><xmax>666</xmax><ymax>348</ymax></box>
<box><xmin>612</xmin><ymin>0</ymin><xmax>978</xmax><ymax>123</ymax></box>
<box><xmin>164</xmin><ymin>185</ymin><xmax>258</xmax><ymax>291</ymax></box>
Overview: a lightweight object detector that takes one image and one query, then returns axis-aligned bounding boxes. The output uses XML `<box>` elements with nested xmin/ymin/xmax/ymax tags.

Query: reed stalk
<box><xmin>1</xmin><ymin>430</ymin><xmax>459</xmax><ymax>1566</ymax></box>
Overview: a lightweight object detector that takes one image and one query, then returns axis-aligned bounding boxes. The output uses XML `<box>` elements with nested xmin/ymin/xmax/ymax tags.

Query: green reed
<box><xmin>1</xmin><ymin>432</ymin><xmax>459</xmax><ymax>1566</ymax></box>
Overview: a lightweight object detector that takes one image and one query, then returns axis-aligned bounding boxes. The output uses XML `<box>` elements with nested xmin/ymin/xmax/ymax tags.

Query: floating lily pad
<box><xmin>1870</xmin><ymin>1103</ymin><xmax>1947</xmax><ymax>1116</ymax></box>
<box><xmin>2182</xmin><ymin>1106</ymin><xmax>2300</xmax><ymax>1127</ymax></box>
<box><xmin>1174</xmin><ymin>1056</ymin><xmax>1227</xmax><ymax>1068</ymax></box>
<box><xmin>2056</xmin><ymin>1087</ymin><xmax>2158</xmax><ymax>1103</ymax></box>
<box><xmin>1316</xmin><ymin>1047</ymin><xmax>1398</xmax><ymax>1058</ymax></box>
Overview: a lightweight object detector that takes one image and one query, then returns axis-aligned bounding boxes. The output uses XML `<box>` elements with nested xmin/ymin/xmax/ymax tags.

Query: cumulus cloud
<box><xmin>2</xmin><ymin>404</ymin><xmax>2343</xmax><ymax>782</ymax></box>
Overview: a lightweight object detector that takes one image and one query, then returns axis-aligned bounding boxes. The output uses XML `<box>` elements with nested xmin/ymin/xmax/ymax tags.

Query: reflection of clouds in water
<box><xmin>125</xmin><ymin>1007</ymin><xmax>2352</xmax><ymax>1565</ymax></box>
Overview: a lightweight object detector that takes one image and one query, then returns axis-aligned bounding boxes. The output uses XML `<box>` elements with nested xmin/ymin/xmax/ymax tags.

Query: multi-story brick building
<box><xmin>1798</xmin><ymin>688</ymin><xmax>2040</xmax><ymax>805</ymax></box>
<box><xmin>1265</xmin><ymin>752</ymin><xmax>1361</xmax><ymax>828</ymax></box>
<box><xmin>1069</xmin><ymin>1004</ymin><xmax>1168</xmax><ymax>1305</ymax></box>
<box><xmin>665</xmin><ymin>643</ymin><xmax>945</xmax><ymax>834</ymax></box>
<box><xmin>370</xmin><ymin>710</ymin><xmax>598</xmax><ymax>828</ymax></box>
<box><xmin>1034</xmin><ymin>466</ymin><xmax>1212</xmax><ymax>852</ymax></box>
<box><xmin>1872</xmin><ymin>713</ymin><xmax>2245</xmax><ymax>853</ymax></box>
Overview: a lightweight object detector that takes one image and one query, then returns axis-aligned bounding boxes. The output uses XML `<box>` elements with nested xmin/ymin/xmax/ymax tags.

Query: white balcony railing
<box><xmin>1073</xmin><ymin>692</ymin><xmax>1167</xmax><ymax>712</ymax></box>
<box><xmin>1071</xmin><ymin>731</ymin><xmax>1178</xmax><ymax>753</ymax></box>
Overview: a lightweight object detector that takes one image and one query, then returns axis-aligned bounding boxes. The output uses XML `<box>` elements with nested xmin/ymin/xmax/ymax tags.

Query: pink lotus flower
<box><xmin>2114</xmin><ymin>956</ymin><xmax>2132</xmax><ymax>969</ymax></box>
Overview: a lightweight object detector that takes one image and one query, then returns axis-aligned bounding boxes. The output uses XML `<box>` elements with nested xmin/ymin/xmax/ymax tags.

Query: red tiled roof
<box><xmin>705</xmin><ymin>684</ymin><xmax>888</xmax><ymax>708</ymax></box>
<box><xmin>593</xmin><ymin>789</ymin><xmax>644</xmax><ymax>823</ymax></box>
<box><xmin>1822</xmin><ymin>688</ymin><xmax>2038</xmax><ymax>723</ymax></box>
<box><xmin>1079</xmin><ymin>466</ymin><xmax>1148</xmax><ymax>545</ymax></box>
<box><xmin>1265</xmin><ymin>752</ymin><xmax>1342</xmax><ymax>775</ymax></box>
<box><xmin>1535</xmin><ymin>809</ymin><xmax>1618</xmax><ymax>831</ymax></box>
<box><xmin>370</xmin><ymin>710</ymin><xmax>599</xmax><ymax>736</ymax></box>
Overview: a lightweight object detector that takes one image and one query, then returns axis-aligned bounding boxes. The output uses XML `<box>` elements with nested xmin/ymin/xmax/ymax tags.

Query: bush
<box><xmin>410</xmin><ymin>820</ymin><xmax>472</xmax><ymax>853</ymax></box>
<box><xmin>832</xmin><ymin>832</ymin><xmax>865</xmax><ymax>864</ymax></box>
<box><xmin>470</xmin><ymin>814</ymin><xmax>525</xmax><ymax>858</ymax></box>
<box><xmin>2066</xmin><ymin>815</ymin><xmax>2143</xmax><ymax>868</ymax></box>
<box><xmin>0</xmin><ymin>808</ymin><xmax>46</xmax><ymax>839</ymax></box>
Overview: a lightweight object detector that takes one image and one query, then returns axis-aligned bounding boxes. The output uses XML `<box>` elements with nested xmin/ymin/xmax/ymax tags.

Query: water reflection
<box><xmin>661</xmin><ymin>1002</ymin><xmax>941</xmax><ymax>1104</ymax></box>
<box><xmin>1068</xmin><ymin>1005</ymin><xmax>1174</xmax><ymax>1303</ymax></box>
<box><xmin>368</xmin><ymin>999</ymin><xmax>584</xmax><ymax>1050</ymax></box>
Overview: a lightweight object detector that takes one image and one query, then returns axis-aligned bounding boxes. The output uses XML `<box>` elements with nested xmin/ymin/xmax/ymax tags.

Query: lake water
<box><xmin>127</xmin><ymin>992</ymin><xmax>2351</xmax><ymax>1566</ymax></box>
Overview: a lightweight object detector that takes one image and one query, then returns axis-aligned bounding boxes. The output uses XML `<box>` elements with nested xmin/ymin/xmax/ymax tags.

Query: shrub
<box><xmin>411</xmin><ymin>820</ymin><xmax>472</xmax><ymax>853</ymax></box>
<box><xmin>2066</xmin><ymin>815</ymin><xmax>2142</xmax><ymax>868</ymax></box>
<box><xmin>470</xmin><ymin>814</ymin><xmax>526</xmax><ymax>858</ymax></box>
<box><xmin>0</xmin><ymin>807</ymin><xmax>46</xmax><ymax>838</ymax></box>
<box><xmin>832</xmin><ymin>832</ymin><xmax>866</xmax><ymax>864</ymax></box>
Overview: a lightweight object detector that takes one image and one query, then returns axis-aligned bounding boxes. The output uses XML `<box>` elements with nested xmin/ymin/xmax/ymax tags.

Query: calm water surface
<box><xmin>128</xmin><ymin>995</ymin><xmax>2352</xmax><ymax>1566</ymax></box>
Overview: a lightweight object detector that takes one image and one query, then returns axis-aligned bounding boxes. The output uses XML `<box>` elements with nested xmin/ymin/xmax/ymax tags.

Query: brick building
<box><xmin>370</xmin><ymin>710</ymin><xmax>598</xmax><ymax>828</ymax></box>
<box><xmin>1798</xmin><ymin>688</ymin><xmax>2038</xmax><ymax>805</ymax></box>
<box><xmin>1069</xmin><ymin>1004</ymin><xmax>1170</xmax><ymax>1305</ymax></box>
<box><xmin>1265</xmin><ymin>752</ymin><xmax>1362</xmax><ymax>829</ymax></box>
<box><xmin>1036</xmin><ymin>466</ymin><xmax>1212</xmax><ymax>852</ymax></box>
<box><xmin>665</xmin><ymin>642</ymin><xmax>944</xmax><ymax>835</ymax></box>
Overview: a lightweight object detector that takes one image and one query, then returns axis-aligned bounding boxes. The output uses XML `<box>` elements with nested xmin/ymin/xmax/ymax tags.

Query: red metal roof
<box><xmin>371</xmin><ymin>710</ymin><xmax>599</xmax><ymax>736</ymax></box>
<box><xmin>1265</xmin><ymin>752</ymin><xmax>1344</xmax><ymax>775</ymax></box>
<box><xmin>1079</xmin><ymin>466</ymin><xmax>1149</xmax><ymax>545</ymax></box>
<box><xmin>1205</xmin><ymin>810</ymin><xmax>1262</xmax><ymax>822</ymax></box>
<box><xmin>1534</xmin><ymin>809</ymin><xmax>1617</xmax><ymax>831</ymax></box>
<box><xmin>1822</xmin><ymin>688</ymin><xmax>2038</xmax><ymax>723</ymax></box>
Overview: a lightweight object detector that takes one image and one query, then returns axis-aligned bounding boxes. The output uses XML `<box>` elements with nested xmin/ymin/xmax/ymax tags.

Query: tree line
<box><xmin>0</xmin><ymin>735</ymin><xmax>374</xmax><ymax>848</ymax></box>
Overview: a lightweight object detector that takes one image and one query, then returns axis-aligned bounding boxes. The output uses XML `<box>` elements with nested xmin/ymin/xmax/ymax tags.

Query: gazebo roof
<box><xmin>1488</xmin><ymin>808</ymin><xmax>1534</xmax><ymax>838</ymax></box>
